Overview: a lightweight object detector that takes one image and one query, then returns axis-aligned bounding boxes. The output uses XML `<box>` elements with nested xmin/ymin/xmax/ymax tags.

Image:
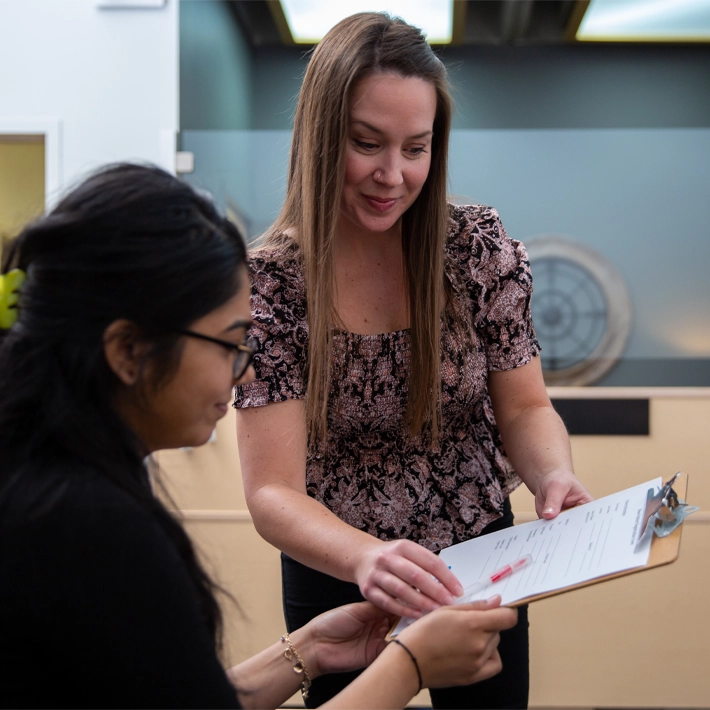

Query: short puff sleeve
<box><xmin>233</xmin><ymin>246</ymin><xmax>308</xmax><ymax>408</ymax></box>
<box><xmin>448</xmin><ymin>204</ymin><xmax>541</xmax><ymax>371</ymax></box>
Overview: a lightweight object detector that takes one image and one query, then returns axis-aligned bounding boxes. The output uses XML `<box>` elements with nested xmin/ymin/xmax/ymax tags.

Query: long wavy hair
<box><xmin>264</xmin><ymin>12</ymin><xmax>453</xmax><ymax>445</ymax></box>
<box><xmin>0</xmin><ymin>163</ymin><xmax>247</xmax><ymax>647</ymax></box>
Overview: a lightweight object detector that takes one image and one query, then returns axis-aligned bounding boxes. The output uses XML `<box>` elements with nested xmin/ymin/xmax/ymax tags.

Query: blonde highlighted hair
<box><xmin>264</xmin><ymin>12</ymin><xmax>453</xmax><ymax>446</ymax></box>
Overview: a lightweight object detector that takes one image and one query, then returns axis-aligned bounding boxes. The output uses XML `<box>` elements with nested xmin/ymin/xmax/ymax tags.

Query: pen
<box><xmin>457</xmin><ymin>555</ymin><xmax>532</xmax><ymax>602</ymax></box>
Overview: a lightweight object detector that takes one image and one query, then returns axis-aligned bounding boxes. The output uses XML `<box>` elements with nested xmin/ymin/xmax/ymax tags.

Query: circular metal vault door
<box><xmin>527</xmin><ymin>236</ymin><xmax>632</xmax><ymax>386</ymax></box>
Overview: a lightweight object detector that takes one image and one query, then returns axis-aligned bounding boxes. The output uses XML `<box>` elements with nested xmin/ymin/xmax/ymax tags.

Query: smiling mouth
<box><xmin>364</xmin><ymin>195</ymin><xmax>397</xmax><ymax>211</ymax></box>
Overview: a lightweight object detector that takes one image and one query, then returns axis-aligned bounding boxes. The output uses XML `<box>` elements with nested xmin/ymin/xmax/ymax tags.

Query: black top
<box><xmin>0</xmin><ymin>469</ymin><xmax>241</xmax><ymax>708</ymax></box>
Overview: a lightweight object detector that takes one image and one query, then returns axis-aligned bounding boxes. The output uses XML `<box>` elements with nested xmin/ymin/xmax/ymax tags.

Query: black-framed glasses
<box><xmin>175</xmin><ymin>328</ymin><xmax>257</xmax><ymax>381</ymax></box>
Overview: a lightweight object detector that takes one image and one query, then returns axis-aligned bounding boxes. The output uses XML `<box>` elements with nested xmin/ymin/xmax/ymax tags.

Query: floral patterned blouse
<box><xmin>233</xmin><ymin>204</ymin><xmax>541</xmax><ymax>552</ymax></box>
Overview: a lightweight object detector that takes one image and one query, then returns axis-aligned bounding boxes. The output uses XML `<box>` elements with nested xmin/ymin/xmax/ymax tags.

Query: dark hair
<box><xmin>0</xmin><ymin>163</ymin><xmax>247</xmax><ymax>646</ymax></box>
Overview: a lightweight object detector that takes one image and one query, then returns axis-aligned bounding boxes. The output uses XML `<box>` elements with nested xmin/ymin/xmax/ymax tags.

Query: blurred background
<box><xmin>177</xmin><ymin>0</ymin><xmax>710</xmax><ymax>388</ymax></box>
<box><xmin>2</xmin><ymin>0</ymin><xmax>709</xmax><ymax>386</ymax></box>
<box><xmin>1</xmin><ymin>1</ymin><xmax>709</xmax><ymax>707</ymax></box>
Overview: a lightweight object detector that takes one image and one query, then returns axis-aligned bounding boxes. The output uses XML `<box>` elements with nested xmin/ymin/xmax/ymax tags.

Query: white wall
<box><xmin>0</xmin><ymin>0</ymin><xmax>179</xmax><ymax>203</ymax></box>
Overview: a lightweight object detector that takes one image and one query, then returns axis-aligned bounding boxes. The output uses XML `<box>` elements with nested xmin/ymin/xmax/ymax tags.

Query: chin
<box><xmin>356</xmin><ymin>214</ymin><xmax>401</xmax><ymax>234</ymax></box>
<box><xmin>343</xmin><ymin>207</ymin><xmax>398</xmax><ymax>235</ymax></box>
<box><xmin>192</xmin><ymin>429</ymin><xmax>216</xmax><ymax>448</ymax></box>
<box><xmin>171</xmin><ymin>426</ymin><xmax>214</xmax><ymax>451</ymax></box>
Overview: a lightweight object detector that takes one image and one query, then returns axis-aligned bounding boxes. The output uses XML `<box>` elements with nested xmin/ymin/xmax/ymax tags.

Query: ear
<box><xmin>103</xmin><ymin>319</ymin><xmax>149</xmax><ymax>386</ymax></box>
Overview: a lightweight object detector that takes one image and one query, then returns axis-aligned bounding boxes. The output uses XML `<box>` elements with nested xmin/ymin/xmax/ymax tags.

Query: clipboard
<box><xmin>387</xmin><ymin>473</ymin><xmax>696</xmax><ymax>638</ymax></box>
<box><xmin>506</xmin><ymin>471</ymin><xmax>694</xmax><ymax>607</ymax></box>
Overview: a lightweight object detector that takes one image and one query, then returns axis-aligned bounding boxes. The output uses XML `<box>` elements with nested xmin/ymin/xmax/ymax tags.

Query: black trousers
<box><xmin>281</xmin><ymin>499</ymin><xmax>529</xmax><ymax>709</ymax></box>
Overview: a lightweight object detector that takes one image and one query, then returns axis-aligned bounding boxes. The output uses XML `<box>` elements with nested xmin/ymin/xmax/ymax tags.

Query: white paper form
<box><xmin>391</xmin><ymin>477</ymin><xmax>660</xmax><ymax>636</ymax></box>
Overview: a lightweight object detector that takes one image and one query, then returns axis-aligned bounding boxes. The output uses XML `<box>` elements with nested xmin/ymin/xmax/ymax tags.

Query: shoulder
<box><xmin>447</xmin><ymin>202</ymin><xmax>494</xmax><ymax>232</ymax></box>
<box><xmin>68</xmin><ymin>475</ymin><xmax>169</xmax><ymax>546</ymax></box>
<box><xmin>245</xmin><ymin>241</ymin><xmax>308</xmax><ymax>341</ymax></box>
<box><xmin>247</xmin><ymin>241</ymin><xmax>307</xmax><ymax>323</ymax></box>
<box><xmin>67</xmin><ymin>477</ymin><xmax>179</xmax><ymax>571</ymax></box>
<box><xmin>446</xmin><ymin>203</ymin><xmax>507</xmax><ymax>252</ymax></box>
<box><xmin>445</xmin><ymin>202</ymin><xmax>530</xmax><ymax>278</ymax></box>
<box><xmin>248</xmin><ymin>240</ymin><xmax>304</xmax><ymax>296</ymax></box>
<box><xmin>1</xmin><ymin>465</ymin><xmax>172</xmax><ymax>567</ymax></box>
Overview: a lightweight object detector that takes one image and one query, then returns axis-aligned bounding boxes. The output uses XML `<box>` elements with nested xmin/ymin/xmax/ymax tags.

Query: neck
<box><xmin>334</xmin><ymin>214</ymin><xmax>402</xmax><ymax>261</ymax></box>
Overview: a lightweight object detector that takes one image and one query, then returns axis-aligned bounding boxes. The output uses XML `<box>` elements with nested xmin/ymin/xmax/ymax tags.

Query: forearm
<box><xmin>497</xmin><ymin>403</ymin><xmax>573</xmax><ymax>494</ymax></box>
<box><xmin>227</xmin><ymin>626</ymin><xmax>315</xmax><ymax>709</ymax></box>
<box><xmin>237</xmin><ymin>402</ymin><xmax>461</xmax><ymax>616</ymax></box>
<box><xmin>248</xmin><ymin>482</ymin><xmax>382</xmax><ymax>583</ymax></box>
<box><xmin>237</xmin><ymin>401</ymin><xmax>382</xmax><ymax>584</ymax></box>
<box><xmin>229</xmin><ymin>623</ymin><xmax>419</xmax><ymax>710</ymax></box>
<box><xmin>322</xmin><ymin>643</ymin><xmax>420</xmax><ymax>710</ymax></box>
<box><xmin>489</xmin><ymin>360</ymin><xmax>591</xmax><ymax>518</ymax></box>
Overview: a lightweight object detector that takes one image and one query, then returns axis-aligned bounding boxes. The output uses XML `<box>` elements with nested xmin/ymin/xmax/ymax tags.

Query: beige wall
<box><xmin>511</xmin><ymin>388</ymin><xmax>710</xmax><ymax>708</ymax></box>
<box><xmin>0</xmin><ymin>137</ymin><xmax>45</xmax><ymax>254</ymax></box>
<box><xmin>155</xmin><ymin>389</ymin><xmax>710</xmax><ymax>708</ymax></box>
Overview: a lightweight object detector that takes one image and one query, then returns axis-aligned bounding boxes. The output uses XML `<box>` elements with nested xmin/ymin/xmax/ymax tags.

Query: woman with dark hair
<box><xmin>233</xmin><ymin>11</ymin><xmax>594</xmax><ymax>709</ymax></box>
<box><xmin>0</xmin><ymin>163</ymin><xmax>516</xmax><ymax>708</ymax></box>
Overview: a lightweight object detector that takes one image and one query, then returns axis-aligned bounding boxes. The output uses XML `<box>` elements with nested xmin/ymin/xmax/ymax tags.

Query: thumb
<box><xmin>541</xmin><ymin>482</ymin><xmax>567</xmax><ymax>519</ymax></box>
<box><xmin>458</xmin><ymin>595</ymin><xmax>502</xmax><ymax>611</ymax></box>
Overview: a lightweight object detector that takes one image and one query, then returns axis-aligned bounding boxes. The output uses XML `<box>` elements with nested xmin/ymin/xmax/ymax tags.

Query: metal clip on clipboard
<box><xmin>638</xmin><ymin>472</ymin><xmax>698</xmax><ymax>541</ymax></box>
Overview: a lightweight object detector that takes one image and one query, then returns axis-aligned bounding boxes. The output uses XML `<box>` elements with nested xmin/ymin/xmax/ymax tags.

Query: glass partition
<box><xmin>181</xmin><ymin>127</ymin><xmax>710</xmax><ymax>387</ymax></box>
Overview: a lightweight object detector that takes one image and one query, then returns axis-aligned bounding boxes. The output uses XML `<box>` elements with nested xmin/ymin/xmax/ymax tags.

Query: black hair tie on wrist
<box><xmin>390</xmin><ymin>638</ymin><xmax>423</xmax><ymax>694</ymax></box>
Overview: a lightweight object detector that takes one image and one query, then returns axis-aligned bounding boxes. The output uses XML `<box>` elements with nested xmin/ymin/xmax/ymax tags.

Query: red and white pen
<box><xmin>457</xmin><ymin>555</ymin><xmax>532</xmax><ymax>602</ymax></box>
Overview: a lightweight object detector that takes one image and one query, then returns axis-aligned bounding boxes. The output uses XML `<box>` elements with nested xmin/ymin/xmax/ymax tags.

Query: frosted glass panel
<box><xmin>181</xmin><ymin>127</ymin><xmax>710</xmax><ymax>385</ymax></box>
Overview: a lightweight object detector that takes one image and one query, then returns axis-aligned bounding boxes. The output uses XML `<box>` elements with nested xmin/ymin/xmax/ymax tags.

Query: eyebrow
<box><xmin>351</xmin><ymin>120</ymin><xmax>433</xmax><ymax>140</ymax></box>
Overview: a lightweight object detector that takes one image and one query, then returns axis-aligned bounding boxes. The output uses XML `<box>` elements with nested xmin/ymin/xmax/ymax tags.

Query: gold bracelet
<box><xmin>280</xmin><ymin>633</ymin><xmax>312</xmax><ymax>699</ymax></box>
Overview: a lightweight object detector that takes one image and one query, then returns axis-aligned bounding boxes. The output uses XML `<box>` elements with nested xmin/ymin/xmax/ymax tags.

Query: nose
<box><xmin>373</xmin><ymin>150</ymin><xmax>404</xmax><ymax>187</ymax></box>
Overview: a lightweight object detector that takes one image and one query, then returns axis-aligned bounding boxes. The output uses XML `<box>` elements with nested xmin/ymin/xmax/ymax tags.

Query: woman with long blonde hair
<box><xmin>234</xmin><ymin>12</ymin><xmax>592</xmax><ymax>709</ymax></box>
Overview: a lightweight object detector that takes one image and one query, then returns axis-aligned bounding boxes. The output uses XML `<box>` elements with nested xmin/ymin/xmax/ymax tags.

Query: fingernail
<box><xmin>444</xmin><ymin>594</ymin><xmax>455</xmax><ymax>605</ymax></box>
<box><xmin>454</xmin><ymin>583</ymin><xmax>464</xmax><ymax>596</ymax></box>
<box><xmin>544</xmin><ymin>506</ymin><xmax>555</xmax><ymax>515</ymax></box>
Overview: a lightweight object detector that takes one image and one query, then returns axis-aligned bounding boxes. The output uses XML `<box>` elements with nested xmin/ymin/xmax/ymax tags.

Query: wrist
<box><xmin>527</xmin><ymin>467</ymin><xmax>575</xmax><ymax>493</ymax></box>
<box><xmin>352</xmin><ymin>537</ymin><xmax>386</xmax><ymax>586</ymax></box>
<box><xmin>286</xmin><ymin>626</ymin><xmax>322</xmax><ymax>680</ymax></box>
<box><xmin>384</xmin><ymin>640</ymin><xmax>423</xmax><ymax>696</ymax></box>
<box><xmin>390</xmin><ymin>639</ymin><xmax>423</xmax><ymax>693</ymax></box>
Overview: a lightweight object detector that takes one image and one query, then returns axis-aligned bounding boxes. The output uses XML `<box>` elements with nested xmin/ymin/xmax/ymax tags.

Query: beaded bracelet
<box><xmin>390</xmin><ymin>638</ymin><xmax>423</xmax><ymax>694</ymax></box>
<box><xmin>280</xmin><ymin>633</ymin><xmax>312</xmax><ymax>699</ymax></box>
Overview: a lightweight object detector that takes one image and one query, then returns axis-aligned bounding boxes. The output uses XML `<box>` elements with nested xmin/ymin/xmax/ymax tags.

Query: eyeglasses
<box><xmin>175</xmin><ymin>328</ymin><xmax>257</xmax><ymax>381</ymax></box>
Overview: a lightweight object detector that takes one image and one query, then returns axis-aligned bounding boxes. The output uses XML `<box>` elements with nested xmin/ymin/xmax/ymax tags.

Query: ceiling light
<box><xmin>277</xmin><ymin>0</ymin><xmax>455</xmax><ymax>44</ymax></box>
<box><xmin>576</xmin><ymin>0</ymin><xmax>710</xmax><ymax>42</ymax></box>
